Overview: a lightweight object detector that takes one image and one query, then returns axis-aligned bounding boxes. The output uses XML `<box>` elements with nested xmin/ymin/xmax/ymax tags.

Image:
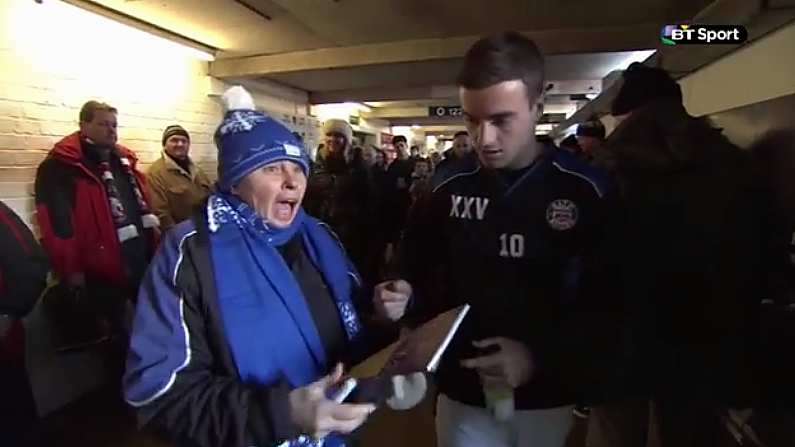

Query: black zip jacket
<box><xmin>401</xmin><ymin>147</ymin><xmax>620</xmax><ymax>409</ymax></box>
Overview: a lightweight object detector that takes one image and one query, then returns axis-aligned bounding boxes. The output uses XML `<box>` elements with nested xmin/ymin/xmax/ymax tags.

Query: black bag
<box><xmin>40</xmin><ymin>282</ymin><xmax>117</xmax><ymax>353</ymax></box>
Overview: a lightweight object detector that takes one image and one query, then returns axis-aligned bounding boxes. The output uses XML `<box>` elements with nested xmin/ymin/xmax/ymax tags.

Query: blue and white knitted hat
<box><xmin>215</xmin><ymin>86</ymin><xmax>309</xmax><ymax>191</ymax></box>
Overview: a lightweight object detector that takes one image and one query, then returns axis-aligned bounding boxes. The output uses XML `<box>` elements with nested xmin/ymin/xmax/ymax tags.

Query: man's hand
<box><xmin>373</xmin><ymin>280</ymin><xmax>412</xmax><ymax>322</ymax></box>
<box><xmin>460</xmin><ymin>337</ymin><xmax>535</xmax><ymax>389</ymax></box>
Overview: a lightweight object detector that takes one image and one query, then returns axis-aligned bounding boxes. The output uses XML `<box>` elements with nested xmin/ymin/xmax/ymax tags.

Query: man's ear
<box><xmin>535</xmin><ymin>95</ymin><xmax>545</xmax><ymax>119</ymax></box>
<box><xmin>529</xmin><ymin>94</ymin><xmax>544</xmax><ymax>119</ymax></box>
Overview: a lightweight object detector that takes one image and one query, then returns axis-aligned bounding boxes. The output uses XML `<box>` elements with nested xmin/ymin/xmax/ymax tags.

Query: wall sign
<box><xmin>429</xmin><ymin>106</ymin><xmax>463</xmax><ymax>118</ymax></box>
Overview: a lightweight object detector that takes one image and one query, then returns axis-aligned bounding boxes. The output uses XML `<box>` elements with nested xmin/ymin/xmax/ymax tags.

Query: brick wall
<box><xmin>0</xmin><ymin>0</ymin><xmax>309</xmax><ymax>231</ymax></box>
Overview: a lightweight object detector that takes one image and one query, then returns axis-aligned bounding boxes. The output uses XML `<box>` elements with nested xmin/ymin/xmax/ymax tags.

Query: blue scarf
<box><xmin>207</xmin><ymin>192</ymin><xmax>362</xmax><ymax>447</ymax></box>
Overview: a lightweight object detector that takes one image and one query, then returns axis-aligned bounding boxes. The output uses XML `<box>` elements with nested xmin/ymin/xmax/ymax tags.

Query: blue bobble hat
<box><xmin>215</xmin><ymin>86</ymin><xmax>309</xmax><ymax>191</ymax></box>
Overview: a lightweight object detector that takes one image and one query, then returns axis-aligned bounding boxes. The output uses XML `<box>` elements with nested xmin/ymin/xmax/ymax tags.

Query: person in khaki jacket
<box><xmin>147</xmin><ymin>125</ymin><xmax>212</xmax><ymax>231</ymax></box>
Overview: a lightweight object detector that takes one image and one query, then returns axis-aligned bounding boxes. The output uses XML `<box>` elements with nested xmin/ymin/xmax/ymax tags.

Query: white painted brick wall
<box><xmin>0</xmin><ymin>16</ymin><xmax>310</xmax><ymax>231</ymax></box>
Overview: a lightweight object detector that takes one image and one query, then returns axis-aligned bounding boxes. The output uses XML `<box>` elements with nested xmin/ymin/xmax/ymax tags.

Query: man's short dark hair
<box><xmin>79</xmin><ymin>100</ymin><xmax>117</xmax><ymax>123</ymax></box>
<box><xmin>576</xmin><ymin>119</ymin><xmax>606</xmax><ymax>140</ymax></box>
<box><xmin>611</xmin><ymin>62</ymin><xmax>682</xmax><ymax>116</ymax></box>
<box><xmin>457</xmin><ymin>31</ymin><xmax>545</xmax><ymax>99</ymax></box>
<box><xmin>559</xmin><ymin>135</ymin><xmax>581</xmax><ymax>152</ymax></box>
<box><xmin>453</xmin><ymin>131</ymin><xmax>469</xmax><ymax>139</ymax></box>
<box><xmin>392</xmin><ymin>135</ymin><xmax>408</xmax><ymax>145</ymax></box>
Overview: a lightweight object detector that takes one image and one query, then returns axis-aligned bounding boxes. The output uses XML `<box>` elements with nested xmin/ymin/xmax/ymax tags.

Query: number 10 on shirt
<box><xmin>499</xmin><ymin>233</ymin><xmax>525</xmax><ymax>258</ymax></box>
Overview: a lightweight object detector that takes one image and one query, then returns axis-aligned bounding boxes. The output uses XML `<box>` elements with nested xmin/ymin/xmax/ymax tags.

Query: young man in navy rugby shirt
<box><xmin>398</xmin><ymin>32</ymin><xmax>619</xmax><ymax>447</ymax></box>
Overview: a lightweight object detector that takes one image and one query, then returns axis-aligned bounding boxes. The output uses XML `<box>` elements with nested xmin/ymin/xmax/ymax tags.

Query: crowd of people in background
<box><xmin>0</xmin><ymin>29</ymin><xmax>793</xmax><ymax>447</ymax></box>
<box><xmin>306</xmin><ymin>125</ymin><xmax>473</xmax><ymax>283</ymax></box>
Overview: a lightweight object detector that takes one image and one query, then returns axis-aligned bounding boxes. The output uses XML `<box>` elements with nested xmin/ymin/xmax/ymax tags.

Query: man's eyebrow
<box><xmin>463</xmin><ymin>111</ymin><xmax>516</xmax><ymax>121</ymax></box>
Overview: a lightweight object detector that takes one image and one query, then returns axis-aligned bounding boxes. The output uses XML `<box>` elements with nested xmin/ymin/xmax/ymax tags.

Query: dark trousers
<box><xmin>0</xmin><ymin>357</ymin><xmax>39</xmax><ymax>445</ymax></box>
<box><xmin>588</xmin><ymin>397</ymin><xmax>722</xmax><ymax>447</ymax></box>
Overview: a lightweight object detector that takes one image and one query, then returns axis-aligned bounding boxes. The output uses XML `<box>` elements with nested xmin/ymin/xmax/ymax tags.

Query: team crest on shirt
<box><xmin>546</xmin><ymin>199</ymin><xmax>578</xmax><ymax>231</ymax></box>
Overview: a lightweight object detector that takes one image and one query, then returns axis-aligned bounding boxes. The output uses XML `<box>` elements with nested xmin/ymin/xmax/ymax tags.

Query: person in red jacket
<box><xmin>1</xmin><ymin>200</ymin><xmax>48</xmax><ymax>445</ymax></box>
<box><xmin>35</xmin><ymin>100</ymin><xmax>158</xmax><ymax>336</ymax></box>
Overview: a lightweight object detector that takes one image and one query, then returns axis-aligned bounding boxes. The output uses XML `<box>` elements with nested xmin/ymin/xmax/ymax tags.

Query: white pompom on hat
<box><xmin>222</xmin><ymin>85</ymin><xmax>256</xmax><ymax>111</ymax></box>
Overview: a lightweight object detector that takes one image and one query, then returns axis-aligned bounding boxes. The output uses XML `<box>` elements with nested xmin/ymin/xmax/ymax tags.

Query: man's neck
<box><xmin>166</xmin><ymin>152</ymin><xmax>192</xmax><ymax>173</ymax></box>
<box><xmin>506</xmin><ymin>138</ymin><xmax>543</xmax><ymax>171</ymax></box>
<box><xmin>80</xmin><ymin>132</ymin><xmax>114</xmax><ymax>147</ymax></box>
<box><xmin>166</xmin><ymin>151</ymin><xmax>189</xmax><ymax>163</ymax></box>
<box><xmin>81</xmin><ymin>137</ymin><xmax>113</xmax><ymax>162</ymax></box>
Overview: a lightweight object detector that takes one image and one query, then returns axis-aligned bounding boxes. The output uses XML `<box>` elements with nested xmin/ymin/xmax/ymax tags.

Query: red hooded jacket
<box><xmin>35</xmin><ymin>132</ymin><xmax>158</xmax><ymax>286</ymax></box>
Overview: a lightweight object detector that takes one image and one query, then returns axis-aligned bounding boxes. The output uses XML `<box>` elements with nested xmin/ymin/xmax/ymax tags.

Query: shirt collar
<box><xmin>163</xmin><ymin>152</ymin><xmax>195</xmax><ymax>179</ymax></box>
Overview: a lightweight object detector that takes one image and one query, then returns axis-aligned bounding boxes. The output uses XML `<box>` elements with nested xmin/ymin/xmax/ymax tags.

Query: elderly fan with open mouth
<box><xmin>123</xmin><ymin>86</ymin><xmax>413</xmax><ymax>447</ymax></box>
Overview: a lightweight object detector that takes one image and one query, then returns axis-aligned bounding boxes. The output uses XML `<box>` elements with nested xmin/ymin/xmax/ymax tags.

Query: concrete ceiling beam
<box><xmin>210</xmin><ymin>23</ymin><xmax>661</xmax><ymax>78</ymax></box>
<box><xmin>312</xmin><ymin>79</ymin><xmax>601</xmax><ymax>104</ymax></box>
<box><xmin>545</xmin><ymin>80</ymin><xmax>602</xmax><ymax>95</ymax></box>
<box><xmin>418</xmin><ymin>126</ymin><xmax>468</xmax><ymax>133</ymax></box>
<box><xmin>363</xmin><ymin>107</ymin><xmax>430</xmax><ymax>119</ymax></box>
<box><xmin>389</xmin><ymin>116</ymin><xmax>467</xmax><ymax>126</ymax></box>
<box><xmin>364</xmin><ymin>102</ymin><xmax>576</xmax><ymax>120</ymax></box>
<box><xmin>309</xmin><ymin>85</ymin><xmax>456</xmax><ymax>104</ymax></box>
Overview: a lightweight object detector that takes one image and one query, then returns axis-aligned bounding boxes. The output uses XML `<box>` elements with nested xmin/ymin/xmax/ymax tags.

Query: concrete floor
<box><xmin>19</xmin><ymin>381</ymin><xmax>791</xmax><ymax>447</ymax></box>
<box><xmin>25</xmin><ymin>388</ymin><xmax>587</xmax><ymax>447</ymax></box>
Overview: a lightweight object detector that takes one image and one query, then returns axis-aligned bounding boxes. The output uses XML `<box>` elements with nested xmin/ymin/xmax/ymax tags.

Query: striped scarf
<box><xmin>97</xmin><ymin>155</ymin><xmax>159</xmax><ymax>242</ymax></box>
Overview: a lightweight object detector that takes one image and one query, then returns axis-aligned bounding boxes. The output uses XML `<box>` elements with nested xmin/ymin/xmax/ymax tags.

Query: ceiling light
<box><xmin>310</xmin><ymin>102</ymin><xmax>371</xmax><ymax>121</ymax></box>
<box><xmin>55</xmin><ymin>0</ymin><xmax>216</xmax><ymax>61</ymax></box>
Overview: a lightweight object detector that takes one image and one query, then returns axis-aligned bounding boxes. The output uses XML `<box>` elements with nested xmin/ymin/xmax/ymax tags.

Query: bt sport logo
<box><xmin>661</xmin><ymin>24</ymin><xmax>748</xmax><ymax>45</ymax></box>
